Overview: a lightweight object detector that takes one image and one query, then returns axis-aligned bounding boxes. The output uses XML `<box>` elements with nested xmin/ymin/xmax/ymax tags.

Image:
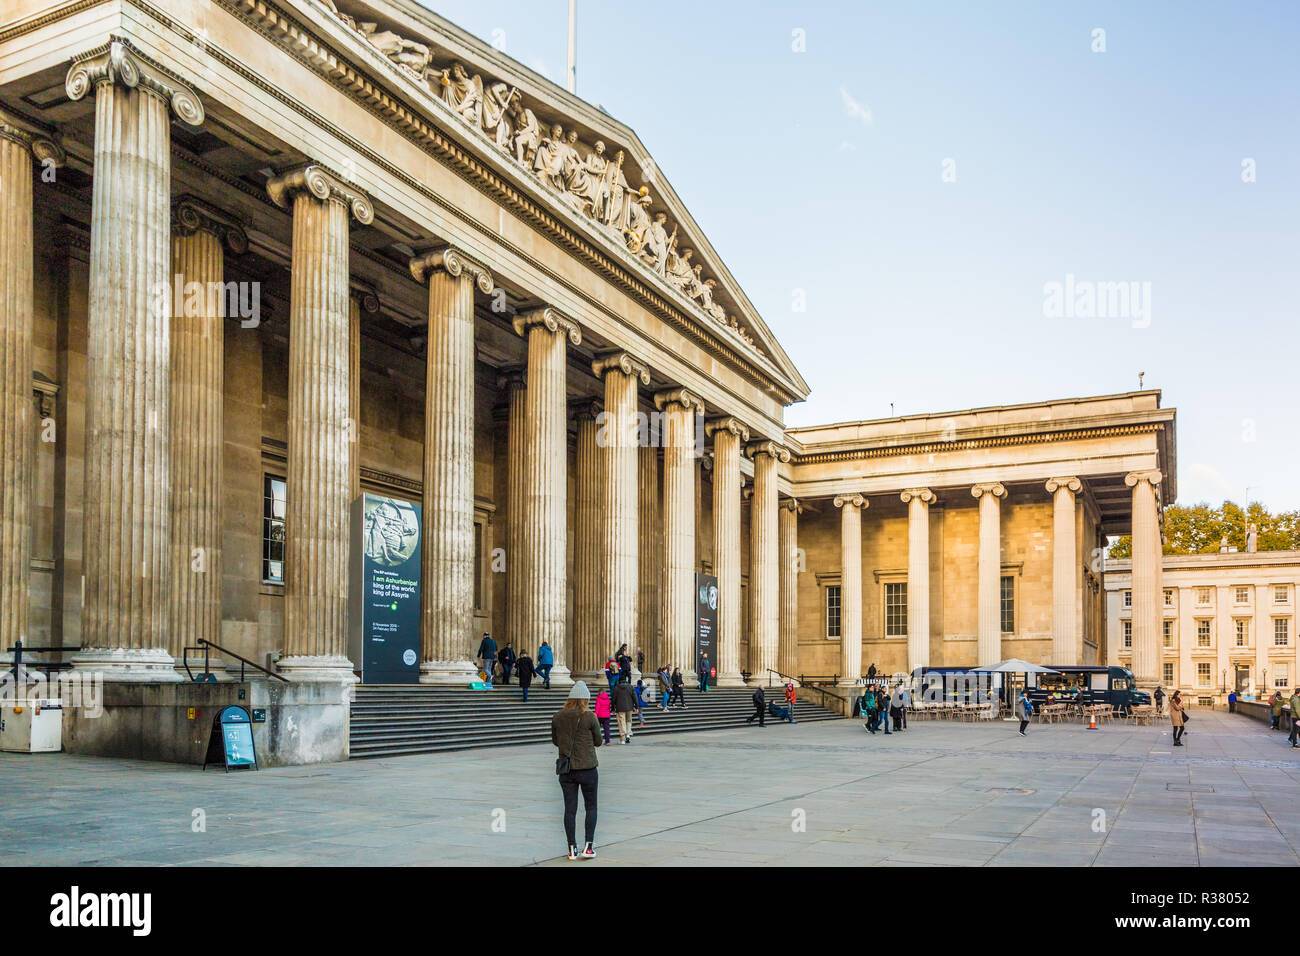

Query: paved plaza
<box><xmin>4</xmin><ymin>711</ymin><xmax>1298</xmax><ymax>867</ymax></box>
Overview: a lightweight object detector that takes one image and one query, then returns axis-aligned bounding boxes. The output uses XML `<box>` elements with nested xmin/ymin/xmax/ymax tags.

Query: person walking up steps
<box><xmin>634</xmin><ymin>679</ymin><xmax>650</xmax><ymax>728</ymax></box>
<box><xmin>595</xmin><ymin>688</ymin><xmax>612</xmax><ymax>744</ymax></box>
<box><xmin>746</xmin><ymin>685</ymin><xmax>766</xmax><ymax>726</ymax></box>
<box><xmin>536</xmin><ymin>639</ymin><xmax>554</xmax><ymax>690</ymax></box>
<box><xmin>613</xmin><ymin>678</ymin><xmax>637</xmax><ymax>744</ymax></box>
<box><xmin>477</xmin><ymin>632</ymin><xmax>497</xmax><ymax>682</ymax></box>
<box><xmin>551</xmin><ymin>681</ymin><xmax>602</xmax><ymax>861</ymax></box>
<box><xmin>516</xmin><ymin>649</ymin><xmax>535</xmax><ymax>702</ymax></box>
<box><xmin>497</xmin><ymin>642</ymin><xmax>515</xmax><ymax>685</ymax></box>
<box><xmin>1169</xmin><ymin>690</ymin><xmax>1187</xmax><ymax>746</ymax></box>
<box><xmin>1016</xmin><ymin>688</ymin><xmax>1032</xmax><ymax>736</ymax></box>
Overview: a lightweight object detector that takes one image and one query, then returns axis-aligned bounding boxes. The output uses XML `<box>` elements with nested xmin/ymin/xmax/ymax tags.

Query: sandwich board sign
<box><xmin>202</xmin><ymin>705</ymin><xmax>258</xmax><ymax>772</ymax></box>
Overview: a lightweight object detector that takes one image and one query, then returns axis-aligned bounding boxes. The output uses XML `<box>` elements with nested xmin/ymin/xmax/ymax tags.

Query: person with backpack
<box><xmin>604</xmin><ymin>657</ymin><xmax>620</xmax><ymax>694</ymax></box>
<box><xmin>476</xmin><ymin>632</ymin><xmax>497</xmax><ymax>681</ymax></box>
<box><xmin>634</xmin><ymin>679</ymin><xmax>650</xmax><ymax>728</ymax></box>
<box><xmin>516</xmin><ymin>649</ymin><xmax>535</xmax><ymax>702</ymax></box>
<box><xmin>862</xmin><ymin>686</ymin><xmax>879</xmax><ymax>734</ymax></box>
<box><xmin>1271</xmin><ymin>691</ymin><xmax>1283</xmax><ymax>730</ymax></box>
<box><xmin>594</xmin><ymin>688</ymin><xmax>613</xmax><ymax>744</ymax></box>
<box><xmin>497</xmin><ymin>642</ymin><xmax>516</xmax><ymax>685</ymax></box>
<box><xmin>746</xmin><ymin>685</ymin><xmax>766</xmax><ymax>726</ymax></box>
<box><xmin>1153</xmin><ymin>685</ymin><xmax>1165</xmax><ymax>716</ymax></box>
<box><xmin>551</xmin><ymin>681</ymin><xmax>601</xmax><ymax>861</ymax></box>
<box><xmin>536</xmin><ymin>639</ymin><xmax>554</xmax><ymax>690</ymax></box>
<box><xmin>613</xmin><ymin>678</ymin><xmax>637</xmax><ymax>744</ymax></box>
<box><xmin>1016</xmin><ymin>688</ymin><xmax>1032</xmax><ymax>736</ymax></box>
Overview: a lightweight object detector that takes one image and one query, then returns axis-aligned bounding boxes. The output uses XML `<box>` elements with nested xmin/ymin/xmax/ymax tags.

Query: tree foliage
<box><xmin>1108</xmin><ymin>501</ymin><xmax>1300</xmax><ymax>558</ymax></box>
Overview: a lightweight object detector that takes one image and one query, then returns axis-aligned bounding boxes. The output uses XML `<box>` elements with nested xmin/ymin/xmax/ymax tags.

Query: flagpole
<box><xmin>566</xmin><ymin>0</ymin><xmax>576</xmax><ymax>93</ymax></box>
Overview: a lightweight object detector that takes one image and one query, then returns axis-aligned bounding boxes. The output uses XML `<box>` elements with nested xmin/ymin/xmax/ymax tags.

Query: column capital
<box><xmin>266</xmin><ymin>164</ymin><xmax>374</xmax><ymax>224</ymax></box>
<box><xmin>1124</xmin><ymin>470</ymin><xmax>1163</xmax><ymax>489</ymax></box>
<box><xmin>514</xmin><ymin>306</ymin><xmax>582</xmax><ymax>345</ymax></box>
<box><xmin>66</xmin><ymin>39</ymin><xmax>204</xmax><ymax>126</ymax></box>
<box><xmin>706</xmin><ymin>416</ymin><xmax>750</xmax><ymax>442</ymax></box>
<box><xmin>745</xmin><ymin>439</ymin><xmax>791</xmax><ymax>463</ymax></box>
<box><xmin>569</xmin><ymin>397</ymin><xmax>603</xmax><ymax>421</ymax></box>
<box><xmin>653</xmin><ymin>387</ymin><xmax>704</xmax><ymax>415</ymax></box>
<box><xmin>592</xmin><ymin>350</ymin><xmax>651</xmax><ymax>385</ymax></box>
<box><xmin>833</xmin><ymin>493</ymin><xmax>867</xmax><ymax>510</ymax></box>
<box><xmin>0</xmin><ymin>109</ymin><xmax>65</xmax><ymax>167</ymax></box>
<box><xmin>173</xmin><ymin>196</ymin><xmax>249</xmax><ymax>254</ymax></box>
<box><xmin>780</xmin><ymin>497</ymin><xmax>803</xmax><ymax>515</ymax></box>
<box><xmin>1045</xmin><ymin>476</ymin><xmax>1082</xmax><ymax>495</ymax></box>
<box><xmin>900</xmin><ymin>487</ymin><xmax>936</xmax><ymax>505</ymax></box>
<box><xmin>970</xmin><ymin>482</ymin><xmax>1007</xmax><ymax>500</ymax></box>
<box><xmin>495</xmin><ymin>366</ymin><xmax>526</xmax><ymax>392</ymax></box>
<box><xmin>409</xmin><ymin>245</ymin><xmax>494</xmax><ymax>293</ymax></box>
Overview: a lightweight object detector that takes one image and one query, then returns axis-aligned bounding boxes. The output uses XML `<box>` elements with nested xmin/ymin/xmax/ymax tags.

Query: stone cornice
<box><xmin>266</xmin><ymin>164</ymin><xmax>375</xmax><ymax>224</ymax></box>
<box><xmin>833</xmin><ymin>493</ymin><xmax>867</xmax><ymax>510</ymax></box>
<box><xmin>66</xmin><ymin>38</ymin><xmax>204</xmax><ymax>126</ymax></box>
<box><xmin>408</xmin><ymin>245</ymin><xmax>494</xmax><ymax>293</ymax></box>
<box><xmin>513</xmin><ymin>307</ymin><xmax>582</xmax><ymax>345</ymax></box>
<box><xmin>970</xmin><ymin>482</ymin><xmax>1007</xmax><ymax>500</ymax></box>
<box><xmin>173</xmin><ymin>196</ymin><xmax>249</xmax><ymax>254</ymax></box>
<box><xmin>653</xmin><ymin>387</ymin><xmax>705</xmax><ymax>415</ymax></box>
<box><xmin>1045</xmin><ymin>476</ymin><xmax>1083</xmax><ymax>495</ymax></box>
<box><xmin>591</xmin><ymin>351</ymin><xmax>651</xmax><ymax>385</ymax></box>
<box><xmin>900</xmin><ymin>488</ymin><xmax>936</xmax><ymax>505</ymax></box>
<box><xmin>705</xmin><ymin>416</ymin><xmax>750</xmax><ymax>443</ymax></box>
<box><xmin>745</xmin><ymin>440</ymin><xmax>791</xmax><ymax>463</ymax></box>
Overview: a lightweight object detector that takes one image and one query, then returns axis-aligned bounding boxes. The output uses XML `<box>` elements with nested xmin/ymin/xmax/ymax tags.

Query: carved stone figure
<box><xmin>640</xmin><ymin>211</ymin><xmax>670</xmax><ymax>274</ymax></box>
<box><xmin>601</xmin><ymin>150</ymin><xmax>630</xmax><ymax>230</ymax></box>
<box><xmin>511</xmin><ymin>101</ymin><xmax>541</xmax><ymax>165</ymax></box>
<box><xmin>357</xmin><ymin>22</ymin><xmax>431</xmax><ymax>77</ymax></box>
<box><xmin>700</xmin><ymin>278</ymin><xmax>727</xmax><ymax>323</ymax></box>
<box><xmin>440</xmin><ymin>62</ymin><xmax>483</xmax><ymax>125</ymax></box>
<box><xmin>573</xmin><ymin>141</ymin><xmax>609</xmax><ymax>217</ymax></box>
<box><xmin>533</xmin><ymin>123</ymin><xmax>569</xmax><ymax>191</ymax></box>
<box><xmin>666</xmin><ymin>244</ymin><xmax>697</xmax><ymax>295</ymax></box>
<box><xmin>481</xmin><ymin>81</ymin><xmax>516</xmax><ymax>152</ymax></box>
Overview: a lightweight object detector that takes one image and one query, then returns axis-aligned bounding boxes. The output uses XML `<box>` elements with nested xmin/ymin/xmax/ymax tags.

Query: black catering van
<box><xmin>1026</xmin><ymin>665</ymin><xmax>1150</xmax><ymax>714</ymax></box>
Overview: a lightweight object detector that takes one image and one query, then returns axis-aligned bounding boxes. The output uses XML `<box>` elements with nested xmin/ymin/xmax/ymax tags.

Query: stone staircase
<box><xmin>349</xmin><ymin>684</ymin><xmax>840</xmax><ymax>759</ymax></box>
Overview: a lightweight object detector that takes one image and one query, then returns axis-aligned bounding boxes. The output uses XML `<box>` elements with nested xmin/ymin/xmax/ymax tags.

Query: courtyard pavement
<box><xmin>3</xmin><ymin>710</ymin><xmax>1299</xmax><ymax>866</ymax></box>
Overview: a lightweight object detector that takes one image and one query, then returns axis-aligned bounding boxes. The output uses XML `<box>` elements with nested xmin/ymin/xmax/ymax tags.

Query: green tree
<box><xmin>1108</xmin><ymin>500</ymin><xmax>1300</xmax><ymax>557</ymax></box>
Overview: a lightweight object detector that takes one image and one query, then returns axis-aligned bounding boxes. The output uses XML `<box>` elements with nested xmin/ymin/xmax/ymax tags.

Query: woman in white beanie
<box><xmin>551</xmin><ymin>680</ymin><xmax>603</xmax><ymax>860</ymax></box>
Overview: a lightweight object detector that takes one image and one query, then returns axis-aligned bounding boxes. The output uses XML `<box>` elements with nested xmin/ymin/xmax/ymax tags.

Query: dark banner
<box><xmin>349</xmin><ymin>494</ymin><xmax>422</xmax><ymax>684</ymax></box>
<box><xmin>695</xmin><ymin>572</ymin><xmax>718</xmax><ymax>671</ymax></box>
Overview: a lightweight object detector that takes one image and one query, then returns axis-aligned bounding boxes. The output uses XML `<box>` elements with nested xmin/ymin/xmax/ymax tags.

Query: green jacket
<box><xmin>1290</xmin><ymin>694</ymin><xmax>1300</xmax><ymax>719</ymax></box>
<box><xmin>1272</xmin><ymin>695</ymin><xmax>1285</xmax><ymax>716</ymax></box>
<box><xmin>551</xmin><ymin>708</ymin><xmax>603</xmax><ymax>771</ymax></box>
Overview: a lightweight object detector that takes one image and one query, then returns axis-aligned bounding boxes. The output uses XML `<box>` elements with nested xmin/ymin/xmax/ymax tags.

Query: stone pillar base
<box><xmin>543</xmin><ymin>665</ymin><xmax>574</xmax><ymax>689</ymax></box>
<box><xmin>419</xmin><ymin>660</ymin><xmax>482</xmax><ymax>685</ymax></box>
<box><xmin>70</xmin><ymin>648</ymin><xmax>184</xmax><ymax>682</ymax></box>
<box><xmin>277</xmin><ymin>655</ymin><xmax>358</xmax><ymax>683</ymax></box>
<box><xmin>715</xmin><ymin>671</ymin><xmax>746</xmax><ymax>688</ymax></box>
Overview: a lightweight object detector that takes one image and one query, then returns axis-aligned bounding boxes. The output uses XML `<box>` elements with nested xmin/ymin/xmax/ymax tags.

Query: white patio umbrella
<box><xmin>971</xmin><ymin>658</ymin><xmax>1059</xmax><ymax>674</ymax></box>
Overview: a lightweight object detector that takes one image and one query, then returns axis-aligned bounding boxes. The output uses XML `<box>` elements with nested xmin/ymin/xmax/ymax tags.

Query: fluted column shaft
<box><xmin>517</xmin><ymin>311</ymin><xmax>580</xmax><ymax>683</ymax></box>
<box><xmin>502</xmin><ymin>371</ymin><xmax>526</xmax><ymax>652</ymax></box>
<box><xmin>167</xmin><ymin>224</ymin><xmax>225</xmax><ymax>661</ymax></box>
<box><xmin>573</xmin><ymin>404</ymin><xmax>602</xmax><ymax>675</ymax></box>
<box><xmin>708</xmin><ymin>419</ymin><xmax>747</xmax><ymax>686</ymax></box>
<box><xmin>902</xmin><ymin>488</ymin><xmax>935</xmax><ymax>672</ymax></box>
<box><xmin>972</xmin><ymin>483</ymin><xmax>1005</xmax><ymax>665</ymax></box>
<box><xmin>0</xmin><ymin>132</ymin><xmax>35</xmax><ymax>657</ymax></box>
<box><xmin>778</xmin><ymin>499</ymin><xmax>801</xmax><ymax>680</ymax></box>
<box><xmin>835</xmin><ymin>495</ymin><xmax>865</xmax><ymax>684</ymax></box>
<box><xmin>657</xmin><ymin>389</ymin><xmax>703</xmax><ymax>676</ymax></box>
<box><xmin>348</xmin><ymin>296</ymin><xmax>361</xmax><ymax>501</ymax></box>
<box><xmin>79</xmin><ymin>81</ymin><xmax>177</xmax><ymax>675</ymax></box>
<box><xmin>1047</xmin><ymin>477</ymin><xmax>1082</xmax><ymax>665</ymax></box>
<box><xmin>1128</xmin><ymin>471</ymin><xmax>1162</xmax><ymax>686</ymax></box>
<box><xmin>414</xmin><ymin>250</ymin><xmax>489</xmax><ymax>683</ymax></box>
<box><xmin>596</xmin><ymin>354</ymin><xmax>648</xmax><ymax>673</ymax></box>
<box><xmin>747</xmin><ymin>442</ymin><xmax>784</xmax><ymax>683</ymax></box>
<box><xmin>637</xmin><ymin>444</ymin><xmax>662</xmax><ymax>667</ymax></box>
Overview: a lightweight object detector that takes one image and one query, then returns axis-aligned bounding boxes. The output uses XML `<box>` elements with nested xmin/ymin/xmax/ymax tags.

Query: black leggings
<box><xmin>559</xmin><ymin>768</ymin><xmax>598</xmax><ymax>848</ymax></box>
<box><xmin>1018</xmin><ymin>719</ymin><xmax>1028</xmax><ymax>734</ymax></box>
<box><xmin>1174</xmin><ymin>726</ymin><xmax>1185</xmax><ymax>744</ymax></box>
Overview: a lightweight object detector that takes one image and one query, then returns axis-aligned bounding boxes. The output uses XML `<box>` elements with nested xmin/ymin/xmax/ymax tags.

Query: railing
<box><xmin>764</xmin><ymin>669</ymin><xmax>848</xmax><ymax>713</ymax></box>
<box><xmin>183</xmin><ymin>638</ymin><xmax>288</xmax><ymax>683</ymax></box>
<box><xmin>5</xmin><ymin>640</ymin><xmax>81</xmax><ymax>678</ymax></box>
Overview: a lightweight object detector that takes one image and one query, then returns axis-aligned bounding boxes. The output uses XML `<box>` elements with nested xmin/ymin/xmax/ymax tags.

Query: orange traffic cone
<box><xmin>1088</xmin><ymin>708</ymin><xmax>1097</xmax><ymax>730</ymax></box>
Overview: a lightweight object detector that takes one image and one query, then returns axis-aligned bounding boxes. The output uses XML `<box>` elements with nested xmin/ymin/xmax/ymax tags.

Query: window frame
<box><xmin>883</xmin><ymin>581</ymin><xmax>908</xmax><ymax>638</ymax></box>
<box><xmin>262</xmin><ymin>473</ymin><xmax>287</xmax><ymax>585</ymax></box>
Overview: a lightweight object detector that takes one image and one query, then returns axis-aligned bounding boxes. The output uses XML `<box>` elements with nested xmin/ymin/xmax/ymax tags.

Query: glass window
<box><xmin>1123</xmin><ymin>590</ymin><xmax>1132</xmax><ymax>608</ymax></box>
<box><xmin>1198</xmin><ymin>696</ymin><xmax>1214</xmax><ymax>707</ymax></box>
<box><xmin>885</xmin><ymin>582</ymin><xmax>907</xmax><ymax>637</ymax></box>
<box><xmin>1275</xmin><ymin>618</ymin><xmax>1290</xmax><ymax>647</ymax></box>
<box><xmin>1122</xmin><ymin>620</ymin><xmax>1132</xmax><ymax>648</ymax></box>
<box><xmin>1197</xmin><ymin>620</ymin><xmax>1211</xmax><ymax>648</ymax></box>
<box><xmin>1276</xmin><ymin>586</ymin><xmax>1289</xmax><ymax>604</ymax></box>
<box><xmin>1162</xmin><ymin>662</ymin><xmax>1174</xmax><ymax>686</ymax></box>
<box><xmin>825</xmin><ymin>584</ymin><xmax>841</xmax><ymax>639</ymax></box>
<box><xmin>1276</xmin><ymin>664</ymin><xmax>1290</xmax><ymax>689</ymax></box>
<box><xmin>262</xmin><ymin>475</ymin><xmax>286</xmax><ymax>584</ymax></box>
<box><xmin>1162</xmin><ymin>620</ymin><xmax>1174</xmax><ymax>648</ymax></box>
<box><xmin>1164</xmin><ymin>589</ymin><xmax>1174</xmax><ymax>607</ymax></box>
<box><xmin>1196</xmin><ymin>662</ymin><xmax>1211</xmax><ymax>687</ymax></box>
<box><xmin>1235</xmin><ymin>619</ymin><xmax>1248</xmax><ymax>647</ymax></box>
<box><xmin>1000</xmin><ymin>575</ymin><xmax>1015</xmax><ymax>633</ymax></box>
<box><xmin>1197</xmin><ymin>588</ymin><xmax>1212</xmax><ymax>605</ymax></box>
<box><xmin>473</xmin><ymin>522</ymin><xmax>484</xmax><ymax>612</ymax></box>
<box><xmin>1235</xmin><ymin>586</ymin><xmax>1250</xmax><ymax>604</ymax></box>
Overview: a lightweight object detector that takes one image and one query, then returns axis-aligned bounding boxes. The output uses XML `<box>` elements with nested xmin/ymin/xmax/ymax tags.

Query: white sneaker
<box><xmin>567</xmin><ymin>845</ymin><xmax>579</xmax><ymax>861</ymax></box>
<box><xmin>581</xmin><ymin>844</ymin><xmax>596</xmax><ymax>860</ymax></box>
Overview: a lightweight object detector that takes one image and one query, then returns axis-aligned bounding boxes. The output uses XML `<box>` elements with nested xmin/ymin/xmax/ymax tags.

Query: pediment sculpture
<box><xmin>321</xmin><ymin>0</ymin><xmax>755</xmax><ymax>347</ymax></box>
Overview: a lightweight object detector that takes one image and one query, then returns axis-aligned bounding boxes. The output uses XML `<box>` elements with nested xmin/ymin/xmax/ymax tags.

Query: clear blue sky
<box><xmin>422</xmin><ymin>0</ymin><xmax>1300</xmax><ymax>512</ymax></box>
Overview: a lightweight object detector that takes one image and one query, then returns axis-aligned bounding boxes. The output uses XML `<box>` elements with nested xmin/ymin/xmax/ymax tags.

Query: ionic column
<box><xmin>1127</xmin><ymin>470</ymin><xmax>1163</xmax><ymax>687</ymax></box>
<box><xmin>348</xmin><ymin>295</ymin><xmax>361</xmax><ymax>501</ymax></box>
<box><xmin>572</xmin><ymin>400</ymin><xmax>603</xmax><ymax>678</ymax></box>
<box><xmin>637</xmin><ymin>443</ymin><xmax>662</xmax><ymax>667</ymax></box>
<box><xmin>167</xmin><ymin>199</ymin><xmax>247</xmax><ymax>663</ymax></box>
<box><xmin>515</xmin><ymin>308</ymin><xmax>582</xmax><ymax>685</ymax></box>
<box><xmin>66</xmin><ymin>43</ymin><xmax>202</xmax><ymax>679</ymax></box>
<box><xmin>0</xmin><ymin>115</ymin><xmax>61</xmax><ymax>660</ymax></box>
<box><xmin>746</xmin><ymin>440</ymin><xmax>788</xmax><ymax>684</ymax></box>
<box><xmin>263</xmin><ymin>165</ymin><xmax>371</xmax><ymax>681</ymax></box>
<box><xmin>901</xmin><ymin>488</ymin><xmax>936</xmax><ymax>672</ymax></box>
<box><xmin>410</xmin><ymin>247</ymin><xmax>493</xmax><ymax>683</ymax></box>
<box><xmin>707</xmin><ymin>417</ymin><xmax>749</xmax><ymax>686</ymax></box>
<box><xmin>778</xmin><ymin>498</ymin><xmax>802</xmax><ymax>680</ymax></box>
<box><xmin>971</xmin><ymin>482</ymin><xmax>1006</xmax><ymax>666</ymax></box>
<box><xmin>834</xmin><ymin>494</ymin><xmax>866</xmax><ymax>685</ymax></box>
<box><xmin>595</xmin><ymin>353</ymin><xmax>651</xmax><ymax>675</ymax></box>
<box><xmin>1046</xmin><ymin>477</ymin><xmax>1082</xmax><ymax>665</ymax></box>
<box><xmin>655</xmin><ymin>388</ymin><xmax>704</xmax><ymax>677</ymax></box>
<box><xmin>499</xmin><ymin>368</ymin><xmax>526</xmax><ymax>653</ymax></box>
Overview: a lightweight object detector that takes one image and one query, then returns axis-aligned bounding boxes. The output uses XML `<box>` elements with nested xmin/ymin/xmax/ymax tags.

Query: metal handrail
<box><xmin>185</xmin><ymin>638</ymin><xmax>289</xmax><ymax>683</ymax></box>
<box><xmin>5</xmin><ymin>640</ymin><xmax>80</xmax><ymax>678</ymax></box>
<box><xmin>764</xmin><ymin>668</ymin><xmax>848</xmax><ymax>709</ymax></box>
